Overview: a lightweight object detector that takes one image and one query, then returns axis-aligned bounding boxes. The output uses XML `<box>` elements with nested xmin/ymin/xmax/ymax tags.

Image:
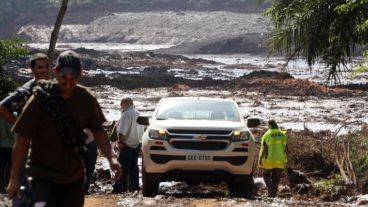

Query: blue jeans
<box><xmin>83</xmin><ymin>141</ymin><xmax>97</xmax><ymax>193</ymax></box>
<box><xmin>113</xmin><ymin>146</ymin><xmax>140</xmax><ymax>192</ymax></box>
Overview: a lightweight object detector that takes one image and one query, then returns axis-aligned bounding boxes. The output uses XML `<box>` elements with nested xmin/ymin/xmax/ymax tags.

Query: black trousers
<box><xmin>113</xmin><ymin>146</ymin><xmax>140</xmax><ymax>192</ymax></box>
<box><xmin>83</xmin><ymin>140</ymin><xmax>97</xmax><ymax>193</ymax></box>
<box><xmin>263</xmin><ymin>168</ymin><xmax>283</xmax><ymax>197</ymax></box>
<box><xmin>0</xmin><ymin>147</ymin><xmax>12</xmax><ymax>193</ymax></box>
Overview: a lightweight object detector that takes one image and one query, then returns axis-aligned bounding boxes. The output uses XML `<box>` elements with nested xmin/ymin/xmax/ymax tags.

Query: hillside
<box><xmin>0</xmin><ymin>1</ymin><xmax>271</xmax><ymax>54</ymax></box>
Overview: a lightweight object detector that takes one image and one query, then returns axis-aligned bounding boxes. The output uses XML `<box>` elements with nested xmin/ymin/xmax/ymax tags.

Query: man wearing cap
<box><xmin>0</xmin><ymin>53</ymin><xmax>51</xmax><ymax>207</ymax></box>
<box><xmin>258</xmin><ymin>119</ymin><xmax>288</xmax><ymax>197</ymax></box>
<box><xmin>6</xmin><ymin>50</ymin><xmax>121</xmax><ymax>206</ymax></box>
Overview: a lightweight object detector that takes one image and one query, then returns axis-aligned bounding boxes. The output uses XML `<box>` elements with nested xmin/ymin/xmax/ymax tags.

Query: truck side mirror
<box><xmin>137</xmin><ymin>116</ymin><xmax>150</xmax><ymax>125</ymax></box>
<box><xmin>247</xmin><ymin>117</ymin><xmax>261</xmax><ymax>128</ymax></box>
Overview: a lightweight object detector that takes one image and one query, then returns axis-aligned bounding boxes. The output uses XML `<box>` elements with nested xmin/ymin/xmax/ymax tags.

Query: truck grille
<box><xmin>167</xmin><ymin>129</ymin><xmax>232</xmax><ymax>135</ymax></box>
<box><xmin>171</xmin><ymin>141</ymin><xmax>228</xmax><ymax>150</ymax></box>
<box><xmin>167</xmin><ymin>129</ymin><xmax>233</xmax><ymax>140</ymax></box>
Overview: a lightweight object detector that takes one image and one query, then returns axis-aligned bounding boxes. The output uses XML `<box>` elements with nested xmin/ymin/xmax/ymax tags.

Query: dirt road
<box><xmin>84</xmin><ymin>192</ymin><xmax>356</xmax><ymax>207</ymax></box>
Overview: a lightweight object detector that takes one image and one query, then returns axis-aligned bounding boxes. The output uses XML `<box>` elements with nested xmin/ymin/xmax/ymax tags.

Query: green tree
<box><xmin>261</xmin><ymin>0</ymin><xmax>368</xmax><ymax>84</ymax></box>
<box><xmin>0</xmin><ymin>39</ymin><xmax>27</xmax><ymax>99</ymax></box>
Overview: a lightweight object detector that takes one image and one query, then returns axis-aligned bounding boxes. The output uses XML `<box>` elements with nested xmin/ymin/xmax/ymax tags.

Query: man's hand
<box><xmin>109</xmin><ymin>160</ymin><xmax>122</xmax><ymax>181</ymax></box>
<box><xmin>258</xmin><ymin>159</ymin><xmax>263</xmax><ymax>166</ymax></box>
<box><xmin>7</xmin><ymin>136</ymin><xmax>29</xmax><ymax>199</ymax></box>
<box><xmin>117</xmin><ymin>142</ymin><xmax>125</xmax><ymax>150</ymax></box>
<box><xmin>93</xmin><ymin>130</ymin><xmax>122</xmax><ymax>181</ymax></box>
<box><xmin>6</xmin><ymin>177</ymin><xmax>21</xmax><ymax>199</ymax></box>
<box><xmin>113</xmin><ymin>142</ymin><xmax>119</xmax><ymax>153</ymax></box>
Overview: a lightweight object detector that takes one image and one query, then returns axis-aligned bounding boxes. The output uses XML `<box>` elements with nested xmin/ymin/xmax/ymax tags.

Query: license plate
<box><xmin>186</xmin><ymin>154</ymin><xmax>212</xmax><ymax>161</ymax></box>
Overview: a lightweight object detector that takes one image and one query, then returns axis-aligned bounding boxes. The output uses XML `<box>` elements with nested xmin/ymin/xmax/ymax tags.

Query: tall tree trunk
<box><xmin>48</xmin><ymin>0</ymin><xmax>69</xmax><ymax>63</ymax></box>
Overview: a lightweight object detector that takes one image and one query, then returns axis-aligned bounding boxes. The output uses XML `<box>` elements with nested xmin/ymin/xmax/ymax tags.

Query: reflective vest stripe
<box><xmin>259</xmin><ymin>159</ymin><xmax>287</xmax><ymax>169</ymax></box>
<box><xmin>267</xmin><ymin>140</ymin><xmax>287</xmax><ymax>145</ymax></box>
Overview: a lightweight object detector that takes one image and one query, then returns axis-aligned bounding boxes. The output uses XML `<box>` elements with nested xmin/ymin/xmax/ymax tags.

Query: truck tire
<box><xmin>142</xmin><ymin>165</ymin><xmax>159</xmax><ymax>197</ymax></box>
<box><xmin>228</xmin><ymin>175</ymin><xmax>254</xmax><ymax>199</ymax></box>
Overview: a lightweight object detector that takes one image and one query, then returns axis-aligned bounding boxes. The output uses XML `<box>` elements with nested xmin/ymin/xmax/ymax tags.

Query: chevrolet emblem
<box><xmin>195</xmin><ymin>134</ymin><xmax>206</xmax><ymax>140</ymax></box>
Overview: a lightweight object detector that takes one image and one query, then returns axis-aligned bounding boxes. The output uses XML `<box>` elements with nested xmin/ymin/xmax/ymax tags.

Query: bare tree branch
<box><xmin>48</xmin><ymin>0</ymin><xmax>69</xmax><ymax>63</ymax></box>
<box><xmin>347</xmin><ymin>142</ymin><xmax>357</xmax><ymax>184</ymax></box>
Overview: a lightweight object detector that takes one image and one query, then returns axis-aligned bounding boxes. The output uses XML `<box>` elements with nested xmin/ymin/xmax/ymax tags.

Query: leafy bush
<box><xmin>351</xmin><ymin>125</ymin><xmax>368</xmax><ymax>181</ymax></box>
<box><xmin>313</xmin><ymin>175</ymin><xmax>345</xmax><ymax>193</ymax></box>
<box><xmin>0</xmin><ymin>39</ymin><xmax>27</xmax><ymax>99</ymax></box>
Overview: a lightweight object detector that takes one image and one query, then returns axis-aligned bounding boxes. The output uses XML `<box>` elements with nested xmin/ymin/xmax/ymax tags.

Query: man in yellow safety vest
<box><xmin>258</xmin><ymin>119</ymin><xmax>288</xmax><ymax>197</ymax></box>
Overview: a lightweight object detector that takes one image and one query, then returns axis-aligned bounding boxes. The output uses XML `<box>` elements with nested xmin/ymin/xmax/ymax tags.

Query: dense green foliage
<box><xmin>0</xmin><ymin>39</ymin><xmax>27</xmax><ymax>99</ymax></box>
<box><xmin>261</xmin><ymin>0</ymin><xmax>368</xmax><ymax>83</ymax></box>
<box><xmin>313</xmin><ymin>175</ymin><xmax>345</xmax><ymax>193</ymax></box>
<box><xmin>351</xmin><ymin>126</ymin><xmax>368</xmax><ymax>181</ymax></box>
<box><xmin>0</xmin><ymin>39</ymin><xmax>27</xmax><ymax>66</ymax></box>
<box><xmin>352</xmin><ymin>51</ymin><xmax>368</xmax><ymax>78</ymax></box>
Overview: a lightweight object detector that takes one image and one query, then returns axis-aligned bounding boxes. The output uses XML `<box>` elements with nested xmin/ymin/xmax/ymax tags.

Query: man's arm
<box><xmin>0</xmin><ymin>81</ymin><xmax>33</xmax><ymax>125</ymax></box>
<box><xmin>284</xmin><ymin>132</ymin><xmax>288</xmax><ymax>155</ymax></box>
<box><xmin>93</xmin><ymin>130</ymin><xmax>122</xmax><ymax>181</ymax></box>
<box><xmin>116</xmin><ymin>113</ymin><xmax>129</xmax><ymax>148</ymax></box>
<box><xmin>0</xmin><ymin>106</ymin><xmax>16</xmax><ymax>125</ymax></box>
<box><xmin>258</xmin><ymin>134</ymin><xmax>268</xmax><ymax>166</ymax></box>
<box><xmin>7</xmin><ymin>136</ymin><xmax>29</xmax><ymax>199</ymax></box>
<box><xmin>260</xmin><ymin>144</ymin><xmax>268</xmax><ymax>159</ymax></box>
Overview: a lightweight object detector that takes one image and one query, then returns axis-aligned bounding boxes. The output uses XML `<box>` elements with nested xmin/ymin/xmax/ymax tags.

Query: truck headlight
<box><xmin>232</xmin><ymin>130</ymin><xmax>250</xmax><ymax>141</ymax></box>
<box><xmin>149</xmin><ymin>129</ymin><xmax>168</xmax><ymax>140</ymax></box>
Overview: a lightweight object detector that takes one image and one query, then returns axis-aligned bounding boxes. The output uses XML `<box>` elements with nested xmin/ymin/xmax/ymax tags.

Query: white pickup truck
<box><xmin>138</xmin><ymin>97</ymin><xmax>260</xmax><ymax>198</ymax></box>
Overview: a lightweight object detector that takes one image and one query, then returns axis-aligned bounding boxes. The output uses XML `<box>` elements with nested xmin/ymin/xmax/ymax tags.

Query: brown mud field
<box><xmin>6</xmin><ymin>49</ymin><xmax>368</xmax><ymax>94</ymax></box>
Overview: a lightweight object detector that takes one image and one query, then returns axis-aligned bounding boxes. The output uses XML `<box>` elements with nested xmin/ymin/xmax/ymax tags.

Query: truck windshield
<box><xmin>156</xmin><ymin>99</ymin><xmax>240</xmax><ymax>121</ymax></box>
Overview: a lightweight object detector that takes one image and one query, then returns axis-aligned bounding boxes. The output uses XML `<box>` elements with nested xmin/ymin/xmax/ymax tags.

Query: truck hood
<box><xmin>150</xmin><ymin>119</ymin><xmax>246</xmax><ymax>131</ymax></box>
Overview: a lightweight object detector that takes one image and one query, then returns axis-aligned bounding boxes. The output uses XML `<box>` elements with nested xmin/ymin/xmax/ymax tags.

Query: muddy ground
<box><xmin>1</xmin><ymin>49</ymin><xmax>368</xmax><ymax>206</ymax></box>
<box><xmin>77</xmin><ymin>126</ymin><xmax>367</xmax><ymax>206</ymax></box>
<box><xmin>6</xmin><ymin>49</ymin><xmax>368</xmax><ymax>92</ymax></box>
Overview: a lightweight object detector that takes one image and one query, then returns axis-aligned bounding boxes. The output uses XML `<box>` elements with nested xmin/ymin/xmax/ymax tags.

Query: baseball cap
<box><xmin>54</xmin><ymin>50</ymin><xmax>82</xmax><ymax>76</ymax></box>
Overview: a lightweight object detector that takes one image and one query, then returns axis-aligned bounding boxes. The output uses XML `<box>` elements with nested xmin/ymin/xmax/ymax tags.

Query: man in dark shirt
<box><xmin>0</xmin><ymin>53</ymin><xmax>51</xmax><ymax>125</ymax></box>
<box><xmin>6</xmin><ymin>50</ymin><xmax>121</xmax><ymax>207</ymax></box>
<box><xmin>0</xmin><ymin>53</ymin><xmax>50</xmax><ymax>207</ymax></box>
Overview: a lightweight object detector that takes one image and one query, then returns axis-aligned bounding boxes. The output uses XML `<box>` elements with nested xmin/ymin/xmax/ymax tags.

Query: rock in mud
<box><xmin>357</xmin><ymin>195</ymin><xmax>368</xmax><ymax>205</ymax></box>
<box><xmin>362</xmin><ymin>178</ymin><xmax>368</xmax><ymax>194</ymax></box>
<box><xmin>170</xmin><ymin>83</ymin><xmax>191</xmax><ymax>91</ymax></box>
<box><xmin>287</xmin><ymin>167</ymin><xmax>312</xmax><ymax>187</ymax></box>
<box><xmin>295</xmin><ymin>183</ymin><xmax>312</xmax><ymax>195</ymax></box>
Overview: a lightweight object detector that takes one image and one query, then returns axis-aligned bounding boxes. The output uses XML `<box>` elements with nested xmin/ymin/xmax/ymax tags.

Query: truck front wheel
<box><xmin>142</xmin><ymin>165</ymin><xmax>159</xmax><ymax>197</ymax></box>
<box><xmin>228</xmin><ymin>175</ymin><xmax>253</xmax><ymax>199</ymax></box>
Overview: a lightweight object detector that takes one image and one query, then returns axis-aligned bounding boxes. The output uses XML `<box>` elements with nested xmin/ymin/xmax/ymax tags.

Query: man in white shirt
<box><xmin>112</xmin><ymin>98</ymin><xmax>144</xmax><ymax>193</ymax></box>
